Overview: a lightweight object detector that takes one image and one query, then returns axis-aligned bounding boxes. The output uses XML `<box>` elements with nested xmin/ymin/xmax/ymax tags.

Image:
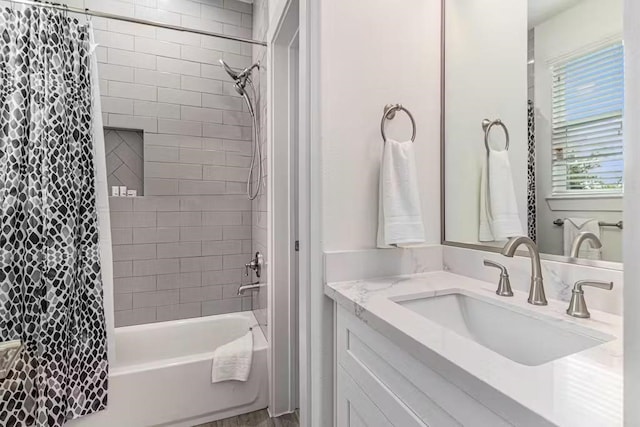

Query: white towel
<box><xmin>479</xmin><ymin>150</ymin><xmax>524</xmax><ymax>242</ymax></box>
<box><xmin>377</xmin><ymin>139</ymin><xmax>426</xmax><ymax>248</ymax></box>
<box><xmin>211</xmin><ymin>330</ymin><xmax>253</xmax><ymax>383</ymax></box>
<box><xmin>563</xmin><ymin>218</ymin><xmax>602</xmax><ymax>260</ymax></box>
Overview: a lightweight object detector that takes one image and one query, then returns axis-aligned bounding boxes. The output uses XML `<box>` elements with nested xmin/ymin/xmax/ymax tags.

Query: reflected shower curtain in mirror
<box><xmin>0</xmin><ymin>7</ymin><xmax>108</xmax><ymax>427</ymax></box>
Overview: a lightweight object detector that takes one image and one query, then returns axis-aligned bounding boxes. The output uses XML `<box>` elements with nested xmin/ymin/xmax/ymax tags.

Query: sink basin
<box><xmin>396</xmin><ymin>292</ymin><xmax>612</xmax><ymax>366</ymax></box>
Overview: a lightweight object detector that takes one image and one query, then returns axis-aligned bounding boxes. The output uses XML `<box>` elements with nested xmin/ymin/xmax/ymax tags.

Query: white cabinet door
<box><xmin>337</xmin><ymin>366</ymin><xmax>393</xmax><ymax>427</ymax></box>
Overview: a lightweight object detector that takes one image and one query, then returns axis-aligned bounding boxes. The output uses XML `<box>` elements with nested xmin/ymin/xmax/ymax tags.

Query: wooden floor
<box><xmin>194</xmin><ymin>409</ymin><xmax>299</xmax><ymax>427</ymax></box>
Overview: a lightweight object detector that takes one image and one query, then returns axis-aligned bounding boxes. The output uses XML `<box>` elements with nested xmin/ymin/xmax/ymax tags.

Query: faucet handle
<box><xmin>566</xmin><ymin>280</ymin><xmax>613</xmax><ymax>318</ymax></box>
<box><xmin>483</xmin><ymin>260</ymin><xmax>513</xmax><ymax>297</ymax></box>
<box><xmin>484</xmin><ymin>259</ymin><xmax>507</xmax><ymax>274</ymax></box>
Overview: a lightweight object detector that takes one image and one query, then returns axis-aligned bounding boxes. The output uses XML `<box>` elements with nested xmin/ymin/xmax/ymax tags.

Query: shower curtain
<box><xmin>0</xmin><ymin>7</ymin><xmax>108</xmax><ymax>427</ymax></box>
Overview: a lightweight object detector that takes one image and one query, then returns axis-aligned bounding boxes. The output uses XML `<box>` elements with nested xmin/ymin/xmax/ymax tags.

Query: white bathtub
<box><xmin>69</xmin><ymin>312</ymin><xmax>268</xmax><ymax>427</ymax></box>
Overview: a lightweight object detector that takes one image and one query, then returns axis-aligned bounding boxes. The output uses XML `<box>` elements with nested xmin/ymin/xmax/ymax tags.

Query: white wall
<box><xmin>444</xmin><ymin>0</ymin><xmax>528</xmax><ymax>245</ymax></box>
<box><xmin>320</xmin><ymin>0</ymin><xmax>442</xmax><ymax>251</ymax></box>
<box><xmin>624</xmin><ymin>0</ymin><xmax>640</xmax><ymax>423</ymax></box>
<box><xmin>534</xmin><ymin>0</ymin><xmax>623</xmax><ymax>261</ymax></box>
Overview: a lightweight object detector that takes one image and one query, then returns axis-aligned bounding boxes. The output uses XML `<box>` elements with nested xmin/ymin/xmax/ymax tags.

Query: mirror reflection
<box><xmin>444</xmin><ymin>0</ymin><xmax>623</xmax><ymax>263</ymax></box>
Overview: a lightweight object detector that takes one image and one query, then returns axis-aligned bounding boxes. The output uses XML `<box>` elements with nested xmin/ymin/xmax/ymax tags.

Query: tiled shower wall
<box><xmin>250</xmin><ymin>0</ymin><xmax>268</xmax><ymax>336</ymax></box>
<box><xmin>73</xmin><ymin>0</ymin><xmax>261</xmax><ymax>327</ymax></box>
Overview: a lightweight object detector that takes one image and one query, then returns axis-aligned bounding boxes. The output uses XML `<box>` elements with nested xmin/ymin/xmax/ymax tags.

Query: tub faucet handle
<box><xmin>245</xmin><ymin>252</ymin><xmax>263</xmax><ymax>278</ymax></box>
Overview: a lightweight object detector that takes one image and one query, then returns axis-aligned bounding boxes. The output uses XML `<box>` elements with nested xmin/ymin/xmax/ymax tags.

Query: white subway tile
<box><xmin>178</xmin><ymin>180</ymin><xmax>226</xmax><ymax>195</ymax></box>
<box><xmin>133</xmin><ymin>258</ymin><xmax>180</xmax><ymax>276</ymax></box>
<box><xmin>156</xmin><ymin>272</ymin><xmax>202</xmax><ymax>289</ymax></box>
<box><xmin>108</xmin><ymin>17</ymin><xmax>157</xmax><ymax>38</ymax></box>
<box><xmin>112</xmin><ymin>244</ymin><xmax>157</xmax><ymax>261</ymax></box>
<box><xmin>202</xmin><ymin>93</ymin><xmax>243</xmax><ymax>111</ymax></box>
<box><xmin>201</xmin><ymin>240</ymin><xmax>242</xmax><ymax>256</ymax></box>
<box><xmin>201</xmin><ymin>298</ymin><xmax>242</xmax><ymax>316</ymax></box>
<box><xmin>145</xmin><ymin>146</ymin><xmax>179</xmax><ymax>162</ymax></box>
<box><xmin>180</xmin><ymin>226</ymin><xmax>223</xmax><ymax>241</ymax></box>
<box><xmin>221</xmin><ymin>52</ymin><xmax>251</xmax><ymax>69</ymax></box>
<box><xmin>202</xmin><ymin>268</ymin><xmax>246</xmax><ymax>286</ymax></box>
<box><xmin>135</xmin><ymin>37</ymin><xmax>181</xmax><ymax>58</ymax></box>
<box><xmin>180</xmin><ymin>106</ymin><xmax>222</xmax><ymax>123</ymax></box>
<box><xmin>157</xmin><ymin>0</ymin><xmax>202</xmax><ymax>17</ymax></box>
<box><xmin>157</xmin><ymin>212</ymin><xmax>202</xmax><ymax>227</ymax></box>
<box><xmin>222</xmin><ymin>225</ymin><xmax>251</xmax><ymax>240</ymax></box>
<box><xmin>156</xmin><ymin>241</ymin><xmax>202</xmax><ymax>258</ymax></box>
<box><xmin>201</xmin><ymin>5</ymin><xmax>242</xmax><ymax>25</ymax></box>
<box><xmin>134</xmin><ymin>5</ymin><xmax>181</xmax><ymax>25</ymax></box>
<box><xmin>86</xmin><ymin>0</ymin><xmax>134</xmax><ymax>16</ymax></box>
<box><xmin>98</xmin><ymin>64</ymin><xmax>134</xmax><ymax>82</ymax></box>
<box><xmin>101</xmin><ymin>97</ymin><xmax>134</xmax><ymax>115</ymax></box>
<box><xmin>157</xmin><ymin>57</ymin><xmax>201</xmax><ymax>77</ymax></box>
<box><xmin>132</xmin><ymin>290</ymin><xmax>180</xmax><ymax>308</ymax></box>
<box><xmin>111</xmin><ymin>211</ymin><xmax>157</xmax><ymax>228</ymax></box>
<box><xmin>135</xmin><ymin>69</ymin><xmax>181</xmax><ymax>89</ymax></box>
<box><xmin>133</xmin><ymin>196</ymin><xmax>181</xmax><ymax>211</ymax></box>
<box><xmin>108</xmin><ymin>81</ymin><xmax>157</xmax><ymax>102</ymax></box>
<box><xmin>201</xmin><ymin>64</ymin><xmax>230</xmax><ymax>80</ymax></box>
<box><xmin>94</xmin><ymin>30</ymin><xmax>134</xmax><ymax>50</ymax></box>
<box><xmin>114</xmin><ymin>293</ymin><xmax>133</xmax><ymax>311</ymax></box>
<box><xmin>222</xmin><ymin>110</ymin><xmax>251</xmax><ymax>126</ymax></box>
<box><xmin>202</xmin><ymin>212</ymin><xmax>242</xmax><ymax>226</ymax></box>
<box><xmin>203</xmin><ymin>123</ymin><xmax>243</xmax><ymax>140</ymax></box>
<box><xmin>114</xmin><ymin>276</ymin><xmax>156</xmax><ymax>293</ymax></box>
<box><xmin>156</xmin><ymin>303</ymin><xmax>201</xmax><ymax>321</ymax></box>
<box><xmin>225</xmin><ymin>153</ymin><xmax>250</xmax><ymax>167</ymax></box>
<box><xmin>240</xmin><ymin>13</ymin><xmax>252</xmax><ymax>29</ymax></box>
<box><xmin>109</xmin><ymin>114</ymin><xmax>158</xmax><ymax>133</ymax></box>
<box><xmin>109</xmin><ymin>197</ymin><xmax>134</xmax><ymax>211</ymax></box>
<box><xmin>134</xmin><ymin>101</ymin><xmax>181</xmax><ymax>119</ymax></box>
<box><xmin>181</xmin><ymin>75</ymin><xmax>223</xmax><ymax>94</ymax></box>
<box><xmin>180</xmin><ymin>256</ymin><xmax>223</xmax><ymax>272</ymax></box>
<box><xmin>146</xmin><ymin>133</ymin><xmax>203</xmax><ymax>149</ymax></box>
<box><xmin>113</xmin><ymin>261</ymin><xmax>133</xmax><ymax>278</ymax></box>
<box><xmin>181</xmin><ymin>44</ymin><xmax>223</xmax><ymax>65</ymax></box>
<box><xmin>158</xmin><ymin>88</ymin><xmax>202</xmax><ymax>107</ymax></box>
<box><xmin>202</xmin><ymin>165</ymin><xmax>247</xmax><ymax>182</ymax></box>
<box><xmin>146</xmin><ymin>162</ymin><xmax>203</xmax><ymax>179</ymax></box>
<box><xmin>201</xmin><ymin>36</ymin><xmax>242</xmax><ymax>55</ymax></box>
<box><xmin>222</xmin><ymin>24</ymin><xmax>251</xmax><ymax>39</ymax></box>
<box><xmin>108</xmin><ymin>48</ymin><xmax>156</xmax><ymax>70</ymax></box>
<box><xmin>181</xmin><ymin>15</ymin><xmax>223</xmax><ymax>33</ymax></box>
<box><xmin>180</xmin><ymin>195</ymin><xmax>251</xmax><ymax>212</ymax></box>
<box><xmin>179</xmin><ymin>285</ymin><xmax>223</xmax><ymax>303</ymax></box>
<box><xmin>179</xmin><ymin>148</ymin><xmax>225</xmax><ymax>165</ymax></box>
<box><xmin>133</xmin><ymin>227</ymin><xmax>180</xmax><ymax>244</ymax></box>
<box><xmin>223</xmin><ymin>0</ymin><xmax>252</xmax><ymax>14</ymax></box>
<box><xmin>157</xmin><ymin>27</ymin><xmax>201</xmax><ymax>47</ymax></box>
<box><xmin>146</xmin><ymin>179</ymin><xmax>180</xmax><ymax>196</ymax></box>
<box><xmin>112</xmin><ymin>228</ymin><xmax>133</xmax><ymax>245</ymax></box>
<box><xmin>158</xmin><ymin>119</ymin><xmax>203</xmax><ymax>137</ymax></box>
<box><xmin>115</xmin><ymin>307</ymin><xmax>156</xmax><ymax>327</ymax></box>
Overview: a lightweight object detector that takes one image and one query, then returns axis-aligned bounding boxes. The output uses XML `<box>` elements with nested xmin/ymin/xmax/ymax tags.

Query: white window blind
<box><xmin>551</xmin><ymin>42</ymin><xmax>624</xmax><ymax>194</ymax></box>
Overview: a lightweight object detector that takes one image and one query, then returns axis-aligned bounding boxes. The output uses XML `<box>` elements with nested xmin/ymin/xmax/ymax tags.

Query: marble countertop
<box><xmin>325</xmin><ymin>271</ymin><xmax>623</xmax><ymax>427</ymax></box>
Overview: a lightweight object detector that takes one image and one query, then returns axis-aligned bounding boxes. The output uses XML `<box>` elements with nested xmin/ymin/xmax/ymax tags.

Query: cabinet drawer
<box><xmin>337</xmin><ymin>306</ymin><xmax>512</xmax><ymax>427</ymax></box>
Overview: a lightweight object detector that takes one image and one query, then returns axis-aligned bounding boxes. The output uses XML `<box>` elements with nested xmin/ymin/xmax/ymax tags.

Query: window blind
<box><xmin>551</xmin><ymin>42</ymin><xmax>624</xmax><ymax>194</ymax></box>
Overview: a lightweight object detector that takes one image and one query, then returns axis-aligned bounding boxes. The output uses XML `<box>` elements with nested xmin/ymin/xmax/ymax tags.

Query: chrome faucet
<box><xmin>501</xmin><ymin>236</ymin><xmax>548</xmax><ymax>305</ymax></box>
<box><xmin>570</xmin><ymin>232</ymin><xmax>602</xmax><ymax>258</ymax></box>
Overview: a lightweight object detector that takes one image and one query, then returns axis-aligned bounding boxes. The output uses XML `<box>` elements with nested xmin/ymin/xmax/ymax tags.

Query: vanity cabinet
<box><xmin>335</xmin><ymin>305</ymin><xmax>552</xmax><ymax>427</ymax></box>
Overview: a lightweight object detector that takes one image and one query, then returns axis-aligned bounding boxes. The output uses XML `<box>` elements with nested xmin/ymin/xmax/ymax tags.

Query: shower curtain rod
<box><xmin>4</xmin><ymin>0</ymin><xmax>268</xmax><ymax>46</ymax></box>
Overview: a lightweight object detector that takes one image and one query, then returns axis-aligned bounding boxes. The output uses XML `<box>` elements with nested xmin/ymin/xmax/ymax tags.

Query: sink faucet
<box><xmin>501</xmin><ymin>236</ymin><xmax>548</xmax><ymax>306</ymax></box>
<box><xmin>570</xmin><ymin>232</ymin><xmax>602</xmax><ymax>258</ymax></box>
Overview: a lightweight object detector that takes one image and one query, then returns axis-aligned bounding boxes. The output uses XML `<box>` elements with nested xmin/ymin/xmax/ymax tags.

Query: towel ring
<box><xmin>381</xmin><ymin>104</ymin><xmax>416</xmax><ymax>143</ymax></box>
<box><xmin>482</xmin><ymin>118</ymin><xmax>509</xmax><ymax>152</ymax></box>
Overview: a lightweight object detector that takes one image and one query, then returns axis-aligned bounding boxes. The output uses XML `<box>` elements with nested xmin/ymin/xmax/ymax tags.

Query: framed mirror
<box><xmin>442</xmin><ymin>0</ymin><xmax>623</xmax><ymax>269</ymax></box>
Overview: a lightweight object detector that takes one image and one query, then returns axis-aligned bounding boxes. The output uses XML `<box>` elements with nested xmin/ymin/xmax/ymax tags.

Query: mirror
<box><xmin>443</xmin><ymin>0</ymin><xmax>624</xmax><ymax>265</ymax></box>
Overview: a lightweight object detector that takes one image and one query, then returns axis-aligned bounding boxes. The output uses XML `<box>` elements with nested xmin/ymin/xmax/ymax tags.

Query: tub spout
<box><xmin>238</xmin><ymin>282</ymin><xmax>261</xmax><ymax>296</ymax></box>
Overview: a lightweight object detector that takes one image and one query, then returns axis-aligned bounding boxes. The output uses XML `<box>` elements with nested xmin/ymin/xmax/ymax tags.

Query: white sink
<box><xmin>396</xmin><ymin>292</ymin><xmax>612</xmax><ymax>366</ymax></box>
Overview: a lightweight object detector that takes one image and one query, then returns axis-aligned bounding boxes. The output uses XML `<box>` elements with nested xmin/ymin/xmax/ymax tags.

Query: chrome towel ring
<box><xmin>381</xmin><ymin>104</ymin><xmax>416</xmax><ymax>143</ymax></box>
<box><xmin>482</xmin><ymin>118</ymin><xmax>510</xmax><ymax>153</ymax></box>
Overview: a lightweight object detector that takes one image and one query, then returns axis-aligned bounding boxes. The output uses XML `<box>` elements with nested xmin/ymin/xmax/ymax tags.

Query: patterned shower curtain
<box><xmin>0</xmin><ymin>7</ymin><xmax>108</xmax><ymax>427</ymax></box>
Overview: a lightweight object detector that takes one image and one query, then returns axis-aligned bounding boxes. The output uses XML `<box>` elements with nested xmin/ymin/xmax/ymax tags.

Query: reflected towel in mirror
<box><xmin>479</xmin><ymin>150</ymin><xmax>524</xmax><ymax>241</ymax></box>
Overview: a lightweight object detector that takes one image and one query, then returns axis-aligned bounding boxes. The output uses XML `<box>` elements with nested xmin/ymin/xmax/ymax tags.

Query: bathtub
<box><xmin>69</xmin><ymin>311</ymin><xmax>268</xmax><ymax>427</ymax></box>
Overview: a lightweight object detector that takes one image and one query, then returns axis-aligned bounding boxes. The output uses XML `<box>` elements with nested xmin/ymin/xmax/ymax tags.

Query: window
<box><xmin>551</xmin><ymin>42</ymin><xmax>624</xmax><ymax>194</ymax></box>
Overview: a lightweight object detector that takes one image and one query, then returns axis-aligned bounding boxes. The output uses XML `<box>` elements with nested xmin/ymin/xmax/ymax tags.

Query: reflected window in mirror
<box><xmin>550</xmin><ymin>43</ymin><xmax>624</xmax><ymax>195</ymax></box>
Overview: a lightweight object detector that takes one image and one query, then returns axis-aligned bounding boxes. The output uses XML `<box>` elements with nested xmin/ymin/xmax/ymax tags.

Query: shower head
<box><xmin>220</xmin><ymin>59</ymin><xmax>240</xmax><ymax>80</ymax></box>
